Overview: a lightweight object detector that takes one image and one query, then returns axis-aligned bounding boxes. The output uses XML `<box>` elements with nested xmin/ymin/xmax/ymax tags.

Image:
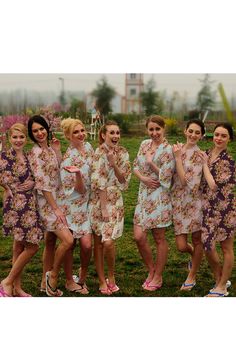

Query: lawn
<box><xmin>0</xmin><ymin>133</ymin><xmax>236</xmax><ymax>297</ymax></box>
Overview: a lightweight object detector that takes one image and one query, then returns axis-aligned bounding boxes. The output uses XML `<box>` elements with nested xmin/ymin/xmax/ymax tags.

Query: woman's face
<box><xmin>147</xmin><ymin>121</ymin><xmax>165</xmax><ymax>144</ymax></box>
<box><xmin>9</xmin><ymin>129</ymin><xmax>27</xmax><ymax>151</ymax></box>
<box><xmin>70</xmin><ymin>124</ymin><xmax>86</xmax><ymax>145</ymax></box>
<box><xmin>103</xmin><ymin>125</ymin><xmax>120</xmax><ymax>148</ymax></box>
<box><xmin>31</xmin><ymin>122</ymin><xmax>48</xmax><ymax>144</ymax></box>
<box><xmin>213</xmin><ymin>126</ymin><xmax>230</xmax><ymax>150</ymax></box>
<box><xmin>184</xmin><ymin>123</ymin><xmax>203</xmax><ymax>145</ymax></box>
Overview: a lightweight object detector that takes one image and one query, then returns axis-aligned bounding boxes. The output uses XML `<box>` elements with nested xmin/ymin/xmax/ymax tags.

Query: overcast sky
<box><xmin>0</xmin><ymin>73</ymin><xmax>235</xmax><ymax>101</ymax></box>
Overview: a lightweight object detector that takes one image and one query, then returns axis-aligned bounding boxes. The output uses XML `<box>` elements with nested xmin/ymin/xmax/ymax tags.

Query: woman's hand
<box><xmin>106</xmin><ymin>151</ymin><xmax>116</xmax><ymax>167</ymax></box>
<box><xmin>101</xmin><ymin>207</ymin><xmax>109</xmax><ymax>222</ymax></box>
<box><xmin>16</xmin><ymin>177</ymin><xmax>35</xmax><ymax>191</ymax></box>
<box><xmin>102</xmin><ymin>144</ymin><xmax>116</xmax><ymax>168</ymax></box>
<box><xmin>142</xmin><ymin>176</ymin><xmax>160</xmax><ymax>189</ymax></box>
<box><xmin>53</xmin><ymin>207</ymin><xmax>68</xmax><ymax>227</ymax></box>
<box><xmin>198</xmin><ymin>151</ymin><xmax>208</xmax><ymax>164</ymax></box>
<box><xmin>64</xmin><ymin>166</ymin><xmax>81</xmax><ymax>174</ymax></box>
<box><xmin>172</xmin><ymin>142</ymin><xmax>183</xmax><ymax>159</ymax></box>
<box><xmin>51</xmin><ymin>135</ymin><xmax>61</xmax><ymax>152</ymax></box>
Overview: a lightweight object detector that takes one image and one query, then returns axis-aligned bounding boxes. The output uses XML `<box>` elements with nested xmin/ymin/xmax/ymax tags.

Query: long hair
<box><xmin>28</xmin><ymin>115</ymin><xmax>50</xmax><ymax>144</ymax></box>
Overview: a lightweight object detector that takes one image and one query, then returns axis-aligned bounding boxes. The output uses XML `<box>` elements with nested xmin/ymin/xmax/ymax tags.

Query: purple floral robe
<box><xmin>201</xmin><ymin>149</ymin><xmax>236</xmax><ymax>251</ymax></box>
<box><xmin>0</xmin><ymin>148</ymin><xmax>44</xmax><ymax>244</ymax></box>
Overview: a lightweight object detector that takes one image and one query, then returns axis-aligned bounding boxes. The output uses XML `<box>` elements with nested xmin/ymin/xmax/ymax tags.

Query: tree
<box><xmin>140</xmin><ymin>78</ymin><xmax>164</xmax><ymax>115</ymax></box>
<box><xmin>91</xmin><ymin>76</ymin><xmax>116</xmax><ymax>116</ymax></box>
<box><xmin>69</xmin><ymin>97</ymin><xmax>87</xmax><ymax>120</ymax></box>
<box><xmin>196</xmin><ymin>74</ymin><xmax>216</xmax><ymax>111</ymax></box>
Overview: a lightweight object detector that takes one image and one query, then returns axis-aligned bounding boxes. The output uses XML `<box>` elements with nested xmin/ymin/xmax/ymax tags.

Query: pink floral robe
<box><xmin>171</xmin><ymin>145</ymin><xmax>203</xmax><ymax>235</ymax></box>
<box><xmin>28</xmin><ymin>145</ymin><xmax>66</xmax><ymax>231</ymax></box>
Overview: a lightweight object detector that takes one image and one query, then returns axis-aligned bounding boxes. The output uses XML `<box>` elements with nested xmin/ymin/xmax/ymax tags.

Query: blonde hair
<box><xmin>145</xmin><ymin>115</ymin><xmax>165</xmax><ymax>128</ymax></box>
<box><xmin>98</xmin><ymin>120</ymin><xmax>119</xmax><ymax>145</ymax></box>
<box><xmin>9</xmin><ymin>123</ymin><xmax>27</xmax><ymax>137</ymax></box>
<box><xmin>61</xmin><ymin>118</ymin><xmax>86</xmax><ymax>140</ymax></box>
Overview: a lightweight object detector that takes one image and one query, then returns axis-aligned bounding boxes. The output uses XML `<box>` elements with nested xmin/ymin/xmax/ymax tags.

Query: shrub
<box><xmin>2</xmin><ymin>114</ymin><xmax>29</xmax><ymax>133</ymax></box>
<box><xmin>107</xmin><ymin>113</ymin><xmax>140</xmax><ymax>134</ymax></box>
<box><xmin>164</xmin><ymin>117</ymin><xmax>179</xmax><ymax>135</ymax></box>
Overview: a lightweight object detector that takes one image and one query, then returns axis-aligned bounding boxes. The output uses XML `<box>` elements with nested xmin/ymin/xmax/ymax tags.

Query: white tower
<box><xmin>125</xmin><ymin>73</ymin><xmax>144</xmax><ymax>114</ymax></box>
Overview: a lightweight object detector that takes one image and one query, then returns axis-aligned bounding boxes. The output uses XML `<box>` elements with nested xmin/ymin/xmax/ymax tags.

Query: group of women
<box><xmin>0</xmin><ymin>114</ymin><xmax>235</xmax><ymax>297</ymax></box>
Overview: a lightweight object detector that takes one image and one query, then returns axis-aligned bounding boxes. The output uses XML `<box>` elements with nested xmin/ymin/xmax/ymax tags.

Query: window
<box><xmin>130</xmin><ymin>73</ymin><xmax>136</xmax><ymax>79</ymax></box>
<box><xmin>130</xmin><ymin>88</ymin><xmax>136</xmax><ymax>96</ymax></box>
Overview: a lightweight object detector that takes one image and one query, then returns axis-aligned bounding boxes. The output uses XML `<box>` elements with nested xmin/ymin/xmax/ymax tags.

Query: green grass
<box><xmin>0</xmin><ymin>134</ymin><xmax>236</xmax><ymax>297</ymax></box>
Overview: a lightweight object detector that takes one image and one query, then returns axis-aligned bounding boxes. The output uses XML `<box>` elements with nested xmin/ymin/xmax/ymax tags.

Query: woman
<box><xmin>58</xmin><ymin>118</ymin><xmax>93</xmax><ymax>294</ymax></box>
<box><xmin>201</xmin><ymin>123</ymin><xmax>236</xmax><ymax>297</ymax></box>
<box><xmin>133</xmin><ymin>115</ymin><xmax>175</xmax><ymax>291</ymax></box>
<box><xmin>0</xmin><ymin>123</ymin><xmax>44</xmax><ymax>297</ymax></box>
<box><xmin>90</xmin><ymin>121</ymin><xmax>131</xmax><ymax>295</ymax></box>
<box><xmin>28</xmin><ymin>115</ymin><xmax>74</xmax><ymax>297</ymax></box>
<box><xmin>171</xmin><ymin>119</ymin><xmax>205</xmax><ymax>291</ymax></box>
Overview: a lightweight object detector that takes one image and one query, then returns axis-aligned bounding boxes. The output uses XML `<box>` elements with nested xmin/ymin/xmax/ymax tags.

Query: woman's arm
<box><xmin>74</xmin><ymin>171</ymin><xmax>86</xmax><ymax>194</ymax></box>
<box><xmin>62</xmin><ymin>166</ymin><xmax>86</xmax><ymax>194</ymax></box>
<box><xmin>172</xmin><ymin>143</ymin><xmax>187</xmax><ymax>186</ymax></box>
<box><xmin>202</xmin><ymin>163</ymin><xmax>217</xmax><ymax>190</ymax></box>
<box><xmin>145</xmin><ymin>150</ymin><xmax>160</xmax><ymax>177</ymax></box>
<box><xmin>199</xmin><ymin>152</ymin><xmax>217</xmax><ymax>191</ymax></box>
<box><xmin>106</xmin><ymin>151</ymin><xmax>126</xmax><ymax>184</ymax></box>
<box><xmin>51</xmin><ymin>136</ymin><xmax>62</xmax><ymax>164</ymax></box>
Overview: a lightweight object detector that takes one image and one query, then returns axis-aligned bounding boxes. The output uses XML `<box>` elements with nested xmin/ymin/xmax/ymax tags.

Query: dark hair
<box><xmin>186</xmin><ymin>119</ymin><xmax>205</xmax><ymax>135</ymax></box>
<box><xmin>145</xmin><ymin>115</ymin><xmax>165</xmax><ymax>128</ymax></box>
<box><xmin>214</xmin><ymin>122</ymin><xmax>234</xmax><ymax>140</ymax></box>
<box><xmin>98</xmin><ymin>120</ymin><xmax>119</xmax><ymax>145</ymax></box>
<box><xmin>28</xmin><ymin>115</ymin><xmax>50</xmax><ymax>144</ymax></box>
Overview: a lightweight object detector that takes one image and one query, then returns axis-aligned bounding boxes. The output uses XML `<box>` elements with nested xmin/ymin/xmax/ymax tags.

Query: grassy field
<box><xmin>0</xmin><ymin>133</ymin><xmax>236</xmax><ymax>297</ymax></box>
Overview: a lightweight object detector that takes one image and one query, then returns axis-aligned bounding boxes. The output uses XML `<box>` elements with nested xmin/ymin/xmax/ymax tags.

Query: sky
<box><xmin>0</xmin><ymin>73</ymin><xmax>235</xmax><ymax>101</ymax></box>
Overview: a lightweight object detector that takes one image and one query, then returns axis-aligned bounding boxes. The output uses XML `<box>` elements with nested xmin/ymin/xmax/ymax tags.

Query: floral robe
<box><xmin>58</xmin><ymin>143</ymin><xmax>94</xmax><ymax>238</ymax></box>
<box><xmin>133</xmin><ymin>139</ymin><xmax>175</xmax><ymax>230</ymax></box>
<box><xmin>171</xmin><ymin>145</ymin><xmax>203</xmax><ymax>235</ymax></box>
<box><xmin>28</xmin><ymin>145</ymin><xmax>66</xmax><ymax>231</ymax></box>
<box><xmin>89</xmin><ymin>145</ymin><xmax>131</xmax><ymax>242</ymax></box>
<box><xmin>0</xmin><ymin>148</ymin><xmax>44</xmax><ymax>244</ymax></box>
<box><xmin>201</xmin><ymin>149</ymin><xmax>236</xmax><ymax>251</ymax></box>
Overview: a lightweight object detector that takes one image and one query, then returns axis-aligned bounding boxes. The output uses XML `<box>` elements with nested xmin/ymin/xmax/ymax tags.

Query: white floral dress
<box><xmin>58</xmin><ymin>142</ymin><xmax>94</xmax><ymax>238</ymax></box>
<box><xmin>171</xmin><ymin>145</ymin><xmax>203</xmax><ymax>235</ymax></box>
<box><xmin>89</xmin><ymin>145</ymin><xmax>131</xmax><ymax>242</ymax></box>
<box><xmin>133</xmin><ymin>139</ymin><xmax>175</xmax><ymax>230</ymax></box>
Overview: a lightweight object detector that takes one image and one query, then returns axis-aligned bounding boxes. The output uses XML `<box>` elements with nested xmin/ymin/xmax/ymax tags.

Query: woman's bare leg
<box><xmin>104</xmin><ymin>240</ymin><xmax>116</xmax><ymax>284</ymax></box>
<box><xmin>1</xmin><ymin>242</ymin><xmax>39</xmax><ymax>296</ymax></box>
<box><xmin>93</xmin><ymin>234</ymin><xmax>107</xmax><ymax>289</ymax></box>
<box><xmin>78</xmin><ymin>234</ymin><xmax>92</xmax><ymax>283</ymax></box>
<box><xmin>46</xmin><ymin>229</ymin><xmax>73</xmax><ymax>291</ymax></box>
<box><xmin>41</xmin><ymin>231</ymin><xmax>57</xmax><ymax>290</ymax></box>
<box><xmin>134</xmin><ymin>225</ymin><xmax>155</xmax><ymax>283</ymax></box>
<box><xmin>148</xmin><ymin>228</ymin><xmax>168</xmax><ymax>286</ymax></box>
